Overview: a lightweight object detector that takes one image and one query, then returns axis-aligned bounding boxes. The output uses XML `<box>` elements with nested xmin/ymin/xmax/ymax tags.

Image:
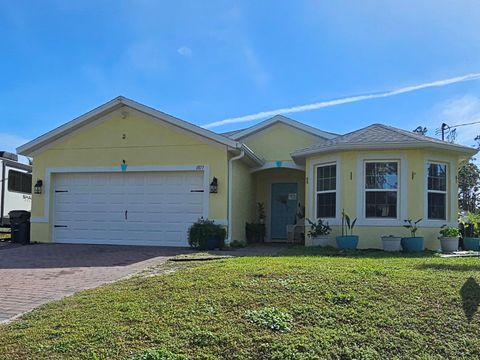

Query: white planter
<box><xmin>311</xmin><ymin>235</ymin><xmax>332</xmax><ymax>247</ymax></box>
<box><xmin>439</xmin><ymin>236</ymin><xmax>459</xmax><ymax>253</ymax></box>
<box><xmin>381</xmin><ymin>236</ymin><xmax>402</xmax><ymax>252</ymax></box>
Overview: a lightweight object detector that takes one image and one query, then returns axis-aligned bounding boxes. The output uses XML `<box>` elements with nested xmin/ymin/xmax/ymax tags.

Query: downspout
<box><xmin>227</xmin><ymin>149</ymin><xmax>245</xmax><ymax>244</ymax></box>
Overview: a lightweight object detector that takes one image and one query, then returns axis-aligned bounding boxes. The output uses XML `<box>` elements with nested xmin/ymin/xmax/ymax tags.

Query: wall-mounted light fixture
<box><xmin>209</xmin><ymin>177</ymin><xmax>218</xmax><ymax>193</ymax></box>
<box><xmin>34</xmin><ymin>180</ymin><xmax>43</xmax><ymax>194</ymax></box>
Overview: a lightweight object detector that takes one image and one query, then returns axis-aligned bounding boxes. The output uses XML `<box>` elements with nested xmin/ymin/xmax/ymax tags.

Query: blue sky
<box><xmin>1</xmin><ymin>1</ymin><xmax>480</xmax><ymax>155</ymax></box>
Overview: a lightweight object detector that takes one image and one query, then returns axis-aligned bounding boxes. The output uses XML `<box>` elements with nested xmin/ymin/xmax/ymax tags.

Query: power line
<box><xmin>450</xmin><ymin>120</ymin><xmax>480</xmax><ymax>128</ymax></box>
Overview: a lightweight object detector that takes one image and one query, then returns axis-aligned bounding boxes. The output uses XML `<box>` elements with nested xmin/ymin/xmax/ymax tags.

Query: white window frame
<box><xmin>315</xmin><ymin>162</ymin><xmax>337</xmax><ymax>220</ymax></box>
<box><xmin>308</xmin><ymin>155</ymin><xmax>341</xmax><ymax>225</ymax></box>
<box><xmin>426</xmin><ymin>161</ymin><xmax>448</xmax><ymax>222</ymax></box>
<box><xmin>364</xmin><ymin>160</ymin><xmax>399</xmax><ymax>220</ymax></box>
<box><xmin>355</xmin><ymin>153</ymin><xmax>407</xmax><ymax>226</ymax></box>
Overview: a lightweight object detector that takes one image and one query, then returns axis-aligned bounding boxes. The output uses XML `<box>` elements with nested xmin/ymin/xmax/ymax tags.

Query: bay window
<box><xmin>427</xmin><ymin>163</ymin><xmax>447</xmax><ymax>220</ymax></box>
<box><xmin>365</xmin><ymin>161</ymin><xmax>398</xmax><ymax>218</ymax></box>
<box><xmin>316</xmin><ymin>164</ymin><xmax>336</xmax><ymax>218</ymax></box>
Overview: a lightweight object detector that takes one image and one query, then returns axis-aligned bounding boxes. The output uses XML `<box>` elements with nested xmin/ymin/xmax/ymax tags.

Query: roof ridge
<box><xmin>373</xmin><ymin>123</ymin><xmax>444</xmax><ymax>143</ymax></box>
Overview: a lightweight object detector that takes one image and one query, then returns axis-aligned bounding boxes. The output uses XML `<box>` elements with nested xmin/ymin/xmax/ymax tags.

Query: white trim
<box><xmin>423</xmin><ymin>159</ymin><xmax>455</xmax><ymax>227</ymax></box>
<box><xmin>230</xmin><ymin>115</ymin><xmax>337</xmax><ymax>141</ymax></box>
<box><xmin>309</xmin><ymin>155</ymin><xmax>341</xmax><ymax>225</ymax></box>
<box><xmin>39</xmin><ymin>165</ymin><xmax>209</xmax><ymax>225</ymax></box>
<box><xmin>18</xmin><ymin>96</ymin><xmax>241</xmax><ymax>156</ymax></box>
<box><xmin>314</xmin><ymin>162</ymin><xmax>337</xmax><ymax>221</ymax></box>
<box><xmin>292</xmin><ymin>141</ymin><xmax>477</xmax><ymax>158</ymax></box>
<box><xmin>355</xmin><ymin>154</ymin><xmax>407</xmax><ymax>226</ymax></box>
<box><xmin>250</xmin><ymin>161</ymin><xmax>305</xmax><ymax>173</ymax></box>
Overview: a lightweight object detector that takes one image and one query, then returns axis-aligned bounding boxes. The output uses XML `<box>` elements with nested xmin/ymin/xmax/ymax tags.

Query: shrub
<box><xmin>244</xmin><ymin>307</ymin><xmax>293</xmax><ymax>332</ymax></box>
<box><xmin>188</xmin><ymin>218</ymin><xmax>226</xmax><ymax>250</ymax></box>
<box><xmin>129</xmin><ymin>348</ymin><xmax>190</xmax><ymax>360</ymax></box>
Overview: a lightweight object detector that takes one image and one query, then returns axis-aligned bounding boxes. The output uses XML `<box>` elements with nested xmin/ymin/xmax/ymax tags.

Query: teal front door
<box><xmin>270</xmin><ymin>183</ymin><xmax>298</xmax><ymax>239</ymax></box>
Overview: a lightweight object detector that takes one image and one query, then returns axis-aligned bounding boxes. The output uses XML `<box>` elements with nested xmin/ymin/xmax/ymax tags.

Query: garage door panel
<box><xmin>54</xmin><ymin>171</ymin><xmax>204</xmax><ymax>246</ymax></box>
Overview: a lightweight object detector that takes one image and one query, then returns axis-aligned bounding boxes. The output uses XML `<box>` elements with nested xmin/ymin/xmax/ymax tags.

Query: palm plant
<box><xmin>341</xmin><ymin>209</ymin><xmax>357</xmax><ymax>236</ymax></box>
<box><xmin>403</xmin><ymin>218</ymin><xmax>422</xmax><ymax>237</ymax></box>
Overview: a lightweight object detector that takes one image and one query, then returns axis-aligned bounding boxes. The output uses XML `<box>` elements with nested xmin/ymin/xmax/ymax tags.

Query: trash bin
<box><xmin>8</xmin><ymin>210</ymin><xmax>31</xmax><ymax>244</ymax></box>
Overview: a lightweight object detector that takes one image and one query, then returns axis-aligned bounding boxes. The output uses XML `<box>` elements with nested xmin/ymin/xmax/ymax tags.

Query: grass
<box><xmin>1</xmin><ymin>247</ymin><xmax>480</xmax><ymax>359</ymax></box>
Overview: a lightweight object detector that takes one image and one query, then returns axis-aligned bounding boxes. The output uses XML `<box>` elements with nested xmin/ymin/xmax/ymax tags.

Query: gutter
<box><xmin>226</xmin><ymin>149</ymin><xmax>245</xmax><ymax>244</ymax></box>
<box><xmin>291</xmin><ymin>141</ymin><xmax>479</xmax><ymax>159</ymax></box>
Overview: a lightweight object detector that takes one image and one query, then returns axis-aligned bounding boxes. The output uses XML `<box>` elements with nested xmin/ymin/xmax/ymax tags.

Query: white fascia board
<box><xmin>291</xmin><ymin>141</ymin><xmax>478</xmax><ymax>159</ymax></box>
<box><xmin>18</xmin><ymin>96</ymin><xmax>239</xmax><ymax>156</ymax></box>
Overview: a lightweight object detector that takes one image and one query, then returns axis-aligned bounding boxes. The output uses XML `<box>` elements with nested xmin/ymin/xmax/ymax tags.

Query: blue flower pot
<box><xmin>336</xmin><ymin>235</ymin><xmax>359</xmax><ymax>249</ymax></box>
<box><xmin>401</xmin><ymin>237</ymin><xmax>424</xmax><ymax>252</ymax></box>
<box><xmin>463</xmin><ymin>237</ymin><xmax>480</xmax><ymax>251</ymax></box>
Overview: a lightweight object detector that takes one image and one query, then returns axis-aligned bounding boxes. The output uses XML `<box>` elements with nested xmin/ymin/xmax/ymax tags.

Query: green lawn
<box><xmin>1</xmin><ymin>248</ymin><xmax>480</xmax><ymax>359</ymax></box>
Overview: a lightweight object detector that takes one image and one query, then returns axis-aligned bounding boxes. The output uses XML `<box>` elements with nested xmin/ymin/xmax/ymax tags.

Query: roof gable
<box><xmin>18</xmin><ymin>96</ymin><xmax>241</xmax><ymax>156</ymax></box>
<box><xmin>227</xmin><ymin>115</ymin><xmax>338</xmax><ymax>140</ymax></box>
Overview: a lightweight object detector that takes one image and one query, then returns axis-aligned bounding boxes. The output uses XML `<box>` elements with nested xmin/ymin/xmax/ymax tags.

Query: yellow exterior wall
<box><xmin>230</xmin><ymin>159</ymin><xmax>255</xmax><ymax>242</ymax></box>
<box><xmin>254</xmin><ymin>168</ymin><xmax>305</xmax><ymax>240</ymax></box>
<box><xmin>305</xmin><ymin>148</ymin><xmax>462</xmax><ymax>250</ymax></box>
<box><xmin>242</xmin><ymin>123</ymin><xmax>323</xmax><ymax>162</ymax></box>
<box><xmin>30</xmin><ymin>108</ymin><xmax>229</xmax><ymax>243</ymax></box>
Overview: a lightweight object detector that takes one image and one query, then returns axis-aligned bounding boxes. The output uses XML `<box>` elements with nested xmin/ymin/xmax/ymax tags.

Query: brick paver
<box><xmin>0</xmin><ymin>244</ymin><xmax>192</xmax><ymax>323</ymax></box>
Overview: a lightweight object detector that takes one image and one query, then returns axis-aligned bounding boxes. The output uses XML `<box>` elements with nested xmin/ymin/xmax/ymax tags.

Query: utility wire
<box><xmin>449</xmin><ymin>120</ymin><xmax>480</xmax><ymax>128</ymax></box>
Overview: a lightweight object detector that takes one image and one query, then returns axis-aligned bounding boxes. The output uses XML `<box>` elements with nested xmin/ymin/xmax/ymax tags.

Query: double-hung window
<box><xmin>427</xmin><ymin>163</ymin><xmax>447</xmax><ymax>220</ymax></box>
<box><xmin>365</xmin><ymin>161</ymin><xmax>398</xmax><ymax>218</ymax></box>
<box><xmin>316</xmin><ymin>164</ymin><xmax>336</xmax><ymax>218</ymax></box>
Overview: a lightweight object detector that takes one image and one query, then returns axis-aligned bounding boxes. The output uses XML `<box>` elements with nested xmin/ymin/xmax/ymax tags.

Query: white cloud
<box><xmin>429</xmin><ymin>95</ymin><xmax>480</xmax><ymax>146</ymax></box>
<box><xmin>177</xmin><ymin>46</ymin><xmax>192</xmax><ymax>58</ymax></box>
<box><xmin>203</xmin><ymin>72</ymin><xmax>480</xmax><ymax>129</ymax></box>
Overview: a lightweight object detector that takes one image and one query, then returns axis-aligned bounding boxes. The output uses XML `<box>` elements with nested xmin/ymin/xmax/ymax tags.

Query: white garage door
<box><xmin>53</xmin><ymin>171</ymin><xmax>205</xmax><ymax>246</ymax></box>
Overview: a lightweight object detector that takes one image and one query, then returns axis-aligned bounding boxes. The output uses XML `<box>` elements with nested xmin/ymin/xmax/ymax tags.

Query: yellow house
<box><xmin>18</xmin><ymin>96</ymin><xmax>476</xmax><ymax>249</ymax></box>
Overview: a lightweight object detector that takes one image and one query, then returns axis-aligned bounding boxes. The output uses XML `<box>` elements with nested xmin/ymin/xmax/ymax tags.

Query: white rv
<box><xmin>0</xmin><ymin>151</ymin><xmax>32</xmax><ymax>227</ymax></box>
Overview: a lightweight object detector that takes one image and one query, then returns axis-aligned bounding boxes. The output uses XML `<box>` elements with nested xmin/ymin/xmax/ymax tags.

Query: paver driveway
<box><xmin>0</xmin><ymin>244</ymin><xmax>191</xmax><ymax>323</ymax></box>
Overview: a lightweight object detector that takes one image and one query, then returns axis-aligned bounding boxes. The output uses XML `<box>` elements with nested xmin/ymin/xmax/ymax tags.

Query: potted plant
<box><xmin>188</xmin><ymin>218</ymin><xmax>226</xmax><ymax>250</ymax></box>
<box><xmin>336</xmin><ymin>209</ymin><xmax>358</xmax><ymax>249</ymax></box>
<box><xmin>307</xmin><ymin>218</ymin><xmax>332</xmax><ymax>247</ymax></box>
<box><xmin>459</xmin><ymin>211</ymin><xmax>480</xmax><ymax>251</ymax></box>
<box><xmin>381</xmin><ymin>235</ymin><xmax>402</xmax><ymax>252</ymax></box>
<box><xmin>438</xmin><ymin>225</ymin><xmax>460</xmax><ymax>253</ymax></box>
<box><xmin>402</xmin><ymin>218</ymin><xmax>424</xmax><ymax>252</ymax></box>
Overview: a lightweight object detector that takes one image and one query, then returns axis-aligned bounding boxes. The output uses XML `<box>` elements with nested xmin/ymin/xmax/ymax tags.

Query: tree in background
<box><xmin>458</xmin><ymin>160</ymin><xmax>480</xmax><ymax>212</ymax></box>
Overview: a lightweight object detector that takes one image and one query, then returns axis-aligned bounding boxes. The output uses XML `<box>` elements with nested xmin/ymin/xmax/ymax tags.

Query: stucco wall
<box><xmin>30</xmin><ymin>107</ymin><xmax>229</xmax><ymax>243</ymax></box>
<box><xmin>305</xmin><ymin>148</ymin><xmax>462</xmax><ymax>249</ymax></box>
<box><xmin>242</xmin><ymin>123</ymin><xmax>323</xmax><ymax>162</ymax></box>
<box><xmin>230</xmin><ymin>159</ymin><xmax>255</xmax><ymax>242</ymax></box>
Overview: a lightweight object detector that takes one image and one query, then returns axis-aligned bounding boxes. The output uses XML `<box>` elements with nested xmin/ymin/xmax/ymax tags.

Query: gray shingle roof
<box><xmin>292</xmin><ymin>123</ymin><xmax>477</xmax><ymax>157</ymax></box>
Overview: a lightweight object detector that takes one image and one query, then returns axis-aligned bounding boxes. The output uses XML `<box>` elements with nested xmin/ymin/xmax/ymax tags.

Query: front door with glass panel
<box><xmin>271</xmin><ymin>183</ymin><xmax>298</xmax><ymax>239</ymax></box>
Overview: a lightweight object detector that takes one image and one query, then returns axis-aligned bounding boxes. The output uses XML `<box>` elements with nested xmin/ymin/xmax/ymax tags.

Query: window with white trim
<box><xmin>364</xmin><ymin>161</ymin><xmax>398</xmax><ymax>218</ymax></box>
<box><xmin>316</xmin><ymin>164</ymin><xmax>336</xmax><ymax>218</ymax></box>
<box><xmin>427</xmin><ymin>162</ymin><xmax>447</xmax><ymax>220</ymax></box>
